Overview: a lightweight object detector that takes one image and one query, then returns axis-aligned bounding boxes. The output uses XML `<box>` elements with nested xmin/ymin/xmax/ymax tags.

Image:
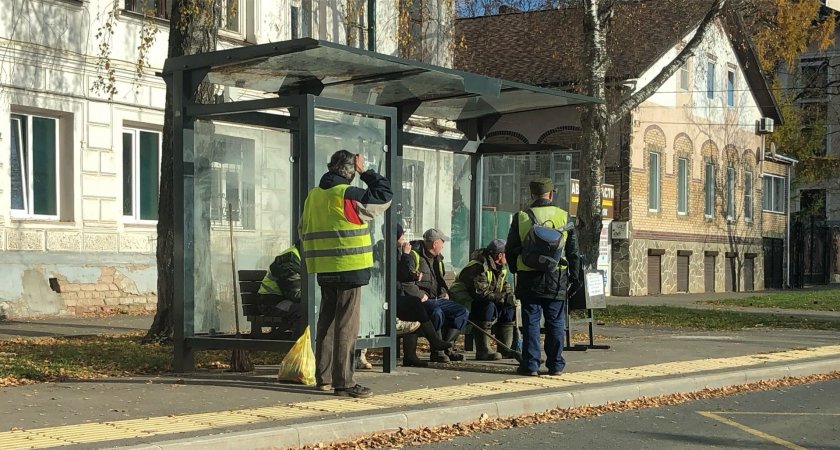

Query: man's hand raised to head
<box><xmin>354</xmin><ymin>153</ymin><xmax>365</xmax><ymax>173</ymax></box>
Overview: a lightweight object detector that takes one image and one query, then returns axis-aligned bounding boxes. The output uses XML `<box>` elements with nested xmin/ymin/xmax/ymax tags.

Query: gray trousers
<box><xmin>315</xmin><ymin>285</ymin><xmax>362</xmax><ymax>389</ymax></box>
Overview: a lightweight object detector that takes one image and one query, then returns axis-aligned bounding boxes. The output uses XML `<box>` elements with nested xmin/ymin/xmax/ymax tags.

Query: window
<box><xmin>484</xmin><ymin>156</ymin><xmax>516</xmax><ymax>211</ymax></box>
<box><xmin>290</xmin><ymin>0</ymin><xmax>311</xmax><ymax>39</ymax></box>
<box><xmin>648</xmin><ymin>151</ymin><xmax>660</xmax><ymax>212</ymax></box>
<box><xmin>399</xmin><ymin>0</ymin><xmax>428</xmax><ymax>62</ymax></box>
<box><xmin>762</xmin><ymin>175</ymin><xmax>786</xmax><ymax>213</ymax></box>
<box><xmin>10</xmin><ymin>113</ymin><xmax>58</xmax><ymax>217</ymax></box>
<box><xmin>679</xmin><ymin>63</ymin><xmax>689</xmax><ymax>91</ymax></box>
<box><xmin>345</xmin><ymin>0</ymin><xmax>367</xmax><ymax>49</ymax></box>
<box><xmin>726</xmin><ymin>166</ymin><xmax>735</xmax><ymax>220</ymax></box>
<box><xmin>124</xmin><ymin>0</ymin><xmax>170</xmax><ymax>19</ymax></box>
<box><xmin>123</xmin><ymin>129</ymin><xmax>161</xmax><ymax>221</ymax></box>
<box><xmin>744</xmin><ymin>170</ymin><xmax>753</xmax><ymax>221</ymax></box>
<box><xmin>677</xmin><ymin>157</ymin><xmax>688</xmax><ymax>215</ymax></box>
<box><xmin>706</xmin><ymin>61</ymin><xmax>716</xmax><ymax>99</ymax></box>
<box><xmin>726</xmin><ymin>70</ymin><xmax>735</xmax><ymax>107</ymax></box>
<box><xmin>800</xmin><ymin>102</ymin><xmax>828</xmax><ymax>156</ymax></box>
<box><xmin>218</xmin><ymin>0</ymin><xmax>240</xmax><ymax>33</ymax></box>
<box><xmin>208</xmin><ymin>135</ymin><xmax>256</xmax><ymax>229</ymax></box>
<box><xmin>799</xmin><ymin>59</ymin><xmax>828</xmax><ymax>100</ymax></box>
<box><xmin>704</xmin><ymin>162</ymin><xmax>715</xmax><ymax>218</ymax></box>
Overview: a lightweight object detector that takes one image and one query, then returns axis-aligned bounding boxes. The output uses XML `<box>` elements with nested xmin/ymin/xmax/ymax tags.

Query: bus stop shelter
<box><xmin>161</xmin><ymin>38</ymin><xmax>602</xmax><ymax>373</ymax></box>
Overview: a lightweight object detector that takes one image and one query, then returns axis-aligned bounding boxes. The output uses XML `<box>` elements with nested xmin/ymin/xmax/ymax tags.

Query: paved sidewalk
<box><xmin>1</xmin><ymin>323</ymin><xmax>839</xmax><ymax>449</ymax></box>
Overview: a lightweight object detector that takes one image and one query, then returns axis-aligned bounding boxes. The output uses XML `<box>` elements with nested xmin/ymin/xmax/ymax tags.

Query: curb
<box><xmin>116</xmin><ymin>357</ymin><xmax>840</xmax><ymax>450</ymax></box>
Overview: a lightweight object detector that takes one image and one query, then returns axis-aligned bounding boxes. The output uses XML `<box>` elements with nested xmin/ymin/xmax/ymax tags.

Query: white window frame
<box><xmin>648</xmin><ymin>151</ymin><xmax>661</xmax><ymax>212</ymax></box>
<box><xmin>10</xmin><ymin>113</ymin><xmax>60</xmax><ymax>220</ymax></box>
<box><xmin>726</xmin><ymin>69</ymin><xmax>736</xmax><ymax>107</ymax></box>
<box><xmin>704</xmin><ymin>161</ymin><xmax>715</xmax><ymax>218</ymax></box>
<box><xmin>677</xmin><ymin>157</ymin><xmax>689</xmax><ymax>215</ymax></box>
<box><xmin>679</xmin><ymin>63</ymin><xmax>690</xmax><ymax>91</ymax></box>
<box><xmin>726</xmin><ymin>165</ymin><xmax>736</xmax><ymax>221</ymax></box>
<box><xmin>122</xmin><ymin>128</ymin><xmax>162</xmax><ymax>224</ymax></box>
<box><xmin>762</xmin><ymin>174</ymin><xmax>786</xmax><ymax>214</ymax></box>
<box><xmin>706</xmin><ymin>60</ymin><xmax>716</xmax><ymax>100</ymax></box>
<box><xmin>744</xmin><ymin>170</ymin><xmax>754</xmax><ymax>222</ymax></box>
<box><xmin>217</xmin><ymin>0</ymin><xmax>244</xmax><ymax>38</ymax></box>
<box><xmin>208</xmin><ymin>134</ymin><xmax>256</xmax><ymax>230</ymax></box>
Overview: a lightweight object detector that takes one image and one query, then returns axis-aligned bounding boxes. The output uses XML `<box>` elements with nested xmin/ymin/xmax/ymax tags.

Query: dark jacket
<box><xmin>313</xmin><ymin>169</ymin><xmax>393</xmax><ymax>287</ymax></box>
<box><xmin>506</xmin><ymin>198</ymin><xmax>579</xmax><ymax>300</ymax></box>
<box><xmin>457</xmin><ymin>249</ymin><xmax>512</xmax><ymax>303</ymax></box>
<box><xmin>267</xmin><ymin>242</ymin><xmax>302</xmax><ymax>302</ymax></box>
<box><xmin>399</xmin><ymin>240</ymin><xmax>448</xmax><ymax>299</ymax></box>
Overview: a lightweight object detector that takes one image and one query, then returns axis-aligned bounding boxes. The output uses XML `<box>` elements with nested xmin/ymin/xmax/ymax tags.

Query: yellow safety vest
<box><xmin>449</xmin><ymin>258</ymin><xmax>507</xmax><ymax>306</ymax></box>
<box><xmin>516</xmin><ymin>205</ymin><xmax>568</xmax><ymax>271</ymax></box>
<box><xmin>411</xmin><ymin>250</ymin><xmax>445</xmax><ymax>279</ymax></box>
<box><xmin>460</xmin><ymin>259</ymin><xmax>508</xmax><ymax>292</ymax></box>
<box><xmin>258</xmin><ymin>246</ymin><xmax>300</xmax><ymax>295</ymax></box>
<box><xmin>301</xmin><ymin>184</ymin><xmax>373</xmax><ymax>273</ymax></box>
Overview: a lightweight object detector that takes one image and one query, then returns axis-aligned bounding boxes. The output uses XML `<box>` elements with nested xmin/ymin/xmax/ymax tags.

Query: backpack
<box><xmin>520</xmin><ymin>208</ymin><xmax>574</xmax><ymax>272</ymax></box>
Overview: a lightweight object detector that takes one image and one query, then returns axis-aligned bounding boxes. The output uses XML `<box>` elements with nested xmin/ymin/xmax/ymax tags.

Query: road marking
<box><xmin>697</xmin><ymin>411</ymin><xmax>808</xmax><ymax>450</ymax></box>
<box><xmin>714</xmin><ymin>411</ymin><xmax>840</xmax><ymax>416</ymax></box>
<box><xmin>1</xmin><ymin>344</ymin><xmax>838</xmax><ymax>449</ymax></box>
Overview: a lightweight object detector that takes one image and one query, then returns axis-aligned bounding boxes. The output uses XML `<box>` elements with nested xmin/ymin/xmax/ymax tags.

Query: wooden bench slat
<box><xmin>238</xmin><ymin>269</ymin><xmax>266</xmax><ymax>282</ymax></box>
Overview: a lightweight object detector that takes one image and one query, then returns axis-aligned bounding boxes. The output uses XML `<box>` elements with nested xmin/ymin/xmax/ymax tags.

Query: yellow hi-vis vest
<box><xmin>516</xmin><ymin>205</ymin><xmax>568</xmax><ymax>272</ymax></box>
<box><xmin>449</xmin><ymin>258</ymin><xmax>507</xmax><ymax>306</ymax></box>
<box><xmin>301</xmin><ymin>184</ymin><xmax>373</xmax><ymax>273</ymax></box>
<box><xmin>258</xmin><ymin>246</ymin><xmax>300</xmax><ymax>295</ymax></box>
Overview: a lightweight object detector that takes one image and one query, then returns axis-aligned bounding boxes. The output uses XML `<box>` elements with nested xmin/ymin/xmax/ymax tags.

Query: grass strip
<box><xmin>590</xmin><ymin>304</ymin><xmax>840</xmax><ymax>331</ymax></box>
<box><xmin>705</xmin><ymin>289</ymin><xmax>840</xmax><ymax>312</ymax></box>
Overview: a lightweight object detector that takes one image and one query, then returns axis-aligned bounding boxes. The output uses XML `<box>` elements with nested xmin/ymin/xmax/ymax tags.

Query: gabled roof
<box><xmin>455</xmin><ymin>0</ymin><xmax>781</xmax><ymax>123</ymax></box>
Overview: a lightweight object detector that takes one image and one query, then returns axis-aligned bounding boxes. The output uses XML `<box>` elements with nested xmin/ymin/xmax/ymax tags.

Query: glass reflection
<box><xmin>190</xmin><ymin>118</ymin><xmax>294</xmax><ymax>336</ymax></box>
<box><xmin>313</xmin><ymin>108</ymin><xmax>388</xmax><ymax>338</ymax></box>
<box><xmin>400</xmin><ymin>147</ymin><xmax>472</xmax><ymax>273</ymax></box>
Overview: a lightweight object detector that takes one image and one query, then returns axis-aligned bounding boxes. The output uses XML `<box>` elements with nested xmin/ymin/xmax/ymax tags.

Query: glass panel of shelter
<box><xmin>479</xmin><ymin>151</ymin><xmax>572</xmax><ymax>286</ymax></box>
<box><xmin>313</xmin><ymin>107</ymin><xmax>389</xmax><ymax>338</ymax></box>
<box><xmin>188</xmin><ymin>112</ymin><xmax>295</xmax><ymax>337</ymax></box>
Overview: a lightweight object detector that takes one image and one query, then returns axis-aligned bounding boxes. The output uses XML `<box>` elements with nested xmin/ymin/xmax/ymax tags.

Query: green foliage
<box><xmin>706</xmin><ymin>289</ymin><xmax>840</xmax><ymax>311</ymax></box>
<box><xmin>594</xmin><ymin>304</ymin><xmax>840</xmax><ymax>330</ymax></box>
<box><xmin>0</xmin><ymin>333</ymin><xmax>283</xmax><ymax>387</ymax></box>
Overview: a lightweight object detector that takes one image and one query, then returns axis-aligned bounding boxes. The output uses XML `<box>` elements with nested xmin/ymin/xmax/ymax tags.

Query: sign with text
<box><xmin>584</xmin><ymin>270</ymin><xmax>607</xmax><ymax>309</ymax></box>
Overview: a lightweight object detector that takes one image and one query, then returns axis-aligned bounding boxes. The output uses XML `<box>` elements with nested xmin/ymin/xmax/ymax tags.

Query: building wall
<box><xmin>0</xmin><ymin>0</ymin><xmax>424</xmax><ymax>318</ymax></box>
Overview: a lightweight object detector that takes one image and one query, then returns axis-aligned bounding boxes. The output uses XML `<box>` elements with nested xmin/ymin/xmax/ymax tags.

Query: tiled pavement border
<box><xmin>2</xmin><ymin>345</ymin><xmax>839</xmax><ymax>450</ymax></box>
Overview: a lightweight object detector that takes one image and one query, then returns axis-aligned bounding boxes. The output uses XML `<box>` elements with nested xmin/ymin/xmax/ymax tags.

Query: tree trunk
<box><xmin>145</xmin><ymin>0</ymin><xmax>219</xmax><ymax>343</ymax></box>
<box><xmin>577</xmin><ymin>0</ymin><xmax>610</xmax><ymax>266</ymax></box>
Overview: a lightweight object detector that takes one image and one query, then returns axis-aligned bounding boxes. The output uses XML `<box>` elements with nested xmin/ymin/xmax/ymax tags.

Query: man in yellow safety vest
<box><xmin>301</xmin><ymin>150</ymin><xmax>391</xmax><ymax>399</ymax></box>
<box><xmin>505</xmin><ymin>177</ymin><xmax>578</xmax><ymax>377</ymax></box>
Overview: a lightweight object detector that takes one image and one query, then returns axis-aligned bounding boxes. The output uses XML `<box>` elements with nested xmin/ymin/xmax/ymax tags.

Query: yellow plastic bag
<box><xmin>277</xmin><ymin>326</ymin><xmax>316</xmax><ymax>385</ymax></box>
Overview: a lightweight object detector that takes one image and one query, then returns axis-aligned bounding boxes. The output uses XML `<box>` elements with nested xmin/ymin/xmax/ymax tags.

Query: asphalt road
<box><xmin>416</xmin><ymin>379</ymin><xmax>840</xmax><ymax>449</ymax></box>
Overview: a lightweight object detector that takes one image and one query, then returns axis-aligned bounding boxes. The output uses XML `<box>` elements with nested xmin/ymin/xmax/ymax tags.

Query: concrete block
<box><xmin>694</xmin><ymin>371</ymin><xmax>748</xmax><ymax>390</ymax></box>
<box><xmin>295</xmin><ymin>412</ymin><xmax>408</xmax><ymax>448</ymax></box>
<box><xmin>637</xmin><ymin>376</ymin><xmax>702</xmax><ymax>397</ymax></box>
<box><xmin>46</xmin><ymin>231</ymin><xmax>82</xmax><ymax>251</ymax></box>
<box><xmin>786</xmin><ymin>360</ymin><xmax>840</xmax><ymax>377</ymax></box>
<box><xmin>82</xmin><ymin>149</ymin><xmax>100</xmax><ymax>172</ymax></box>
<box><xmin>6</xmin><ymin>229</ymin><xmax>45</xmax><ymax>251</ymax></box>
<box><xmin>571</xmin><ymin>384</ymin><xmax>641</xmax><ymax>408</ymax></box>
<box><xmin>118</xmin><ymin>426</ymin><xmax>300</xmax><ymax>450</ymax></box>
<box><xmin>743</xmin><ymin>366</ymin><xmax>790</xmax><ymax>384</ymax></box>
<box><xmin>84</xmin><ymin>233</ymin><xmax>118</xmax><ymax>252</ymax></box>
<box><xmin>404</xmin><ymin>402</ymin><xmax>498</xmax><ymax>429</ymax></box>
<box><xmin>494</xmin><ymin>392</ymin><xmax>575</xmax><ymax>418</ymax></box>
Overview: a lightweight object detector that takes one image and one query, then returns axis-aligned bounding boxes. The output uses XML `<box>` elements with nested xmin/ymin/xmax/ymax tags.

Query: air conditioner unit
<box><xmin>757</xmin><ymin>117</ymin><xmax>774</xmax><ymax>134</ymax></box>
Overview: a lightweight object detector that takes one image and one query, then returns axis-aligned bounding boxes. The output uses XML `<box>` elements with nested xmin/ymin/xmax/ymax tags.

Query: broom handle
<box><xmin>228</xmin><ymin>203</ymin><xmax>241</xmax><ymax>336</ymax></box>
<box><xmin>466</xmin><ymin>319</ymin><xmax>518</xmax><ymax>355</ymax></box>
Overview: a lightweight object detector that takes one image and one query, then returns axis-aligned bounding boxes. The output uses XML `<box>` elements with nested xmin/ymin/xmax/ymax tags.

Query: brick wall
<box><xmin>54</xmin><ymin>268</ymin><xmax>156</xmax><ymax>315</ymax></box>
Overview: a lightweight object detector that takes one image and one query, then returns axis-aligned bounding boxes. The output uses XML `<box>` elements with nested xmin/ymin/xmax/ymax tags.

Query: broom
<box><xmin>467</xmin><ymin>319</ymin><xmax>524</xmax><ymax>363</ymax></box>
<box><xmin>228</xmin><ymin>202</ymin><xmax>253</xmax><ymax>372</ymax></box>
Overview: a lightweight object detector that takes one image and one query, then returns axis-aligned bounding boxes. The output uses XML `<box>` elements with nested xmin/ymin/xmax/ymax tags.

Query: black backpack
<box><xmin>520</xmin><ymin>208</ymin><xmax>574</xmax><ymax>272</ymax></box>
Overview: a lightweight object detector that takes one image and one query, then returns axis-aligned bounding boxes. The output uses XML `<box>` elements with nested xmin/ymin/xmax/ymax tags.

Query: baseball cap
<box><xmin>486</xmin><ymin>239</ymin><xmax>506</xmax><ymax>254</ymax></box>
<box><xmin>423</xmin><ymin>228</ymin><xmax>450</xmax><ymax>242</ymax></box>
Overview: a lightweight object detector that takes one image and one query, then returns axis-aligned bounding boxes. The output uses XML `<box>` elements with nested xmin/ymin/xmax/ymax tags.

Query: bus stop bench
<box><xmin>237</xmin><ymin>269</ymin><xmax>296</xmax><ymax>339</ymax></box>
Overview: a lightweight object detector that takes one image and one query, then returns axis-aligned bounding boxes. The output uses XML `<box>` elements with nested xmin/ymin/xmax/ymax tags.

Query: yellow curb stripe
<box><xmin>2</xmin><ymin>344</ymin><xmax>839</xmax><ymax>448</ymax></box>
<box><xmin>697</xmin><ymin>411</ymin><xmax>808</xmax><ymax>450</ymax></box>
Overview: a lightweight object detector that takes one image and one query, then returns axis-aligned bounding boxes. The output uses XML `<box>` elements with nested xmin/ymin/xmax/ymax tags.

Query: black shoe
<box><xmin>334</xmin><ymin>384</ymin><xmax>373</xmax><ymax>399</ymax></box>
<box><xmin>403</xmin><ymin>355</ymin><xmax>429</xmax><ymax>368</ymax></box>
<box><xmin>548</xmin><ymin>369</ymin><xmax>563</xmax><ymax>376</ymax></box>
<box><xmin>446</xmin><ymin>351</ymin><xmax>465</xmax><ymax>362</ymax></box>
<box><xmin>516</xmin><ymin>367</ymin><xmax>539</xmax><ymax>377</ymax></box>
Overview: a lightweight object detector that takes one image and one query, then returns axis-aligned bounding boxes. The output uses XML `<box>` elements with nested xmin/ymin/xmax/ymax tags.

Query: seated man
<box><xmin>400</xmin><ymin>228</ymin><xmax>469</xmax><ymax>363</ymax></box>
<box><xmin>258</xmin><ymin>241</ymin><xmax>305</xmax><ymax>337</ymax></box>
<box><xmin>450</xmin><ymin>239</ymin><xmax>517</xmax><ymax>361</ymax></box>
